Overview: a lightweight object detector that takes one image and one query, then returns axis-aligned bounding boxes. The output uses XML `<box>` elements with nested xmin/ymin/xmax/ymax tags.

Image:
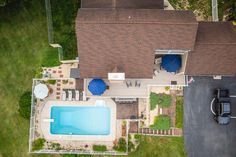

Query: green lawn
<box><xmin>50</xmin><ymin>0</ymin><xmax>80</xmax><ymax>60</ymax></box>
<box><xmin>150</xmin><ymin>115</ymin><xmax>171</xmax><ymax>130</ymax></box>
<box><xmin>122</xmin><ymin>136</ymin><xmax>187</xmax><ymax>157</ymax></box>
<box><xmin>0</xmin><ymin>1</ymin><xmax>56</xmax><ymax>156</ymax></box>
<box><xmin>150</xmin><ymin>92</ymin><xmax>172</xmax><ymax>110</ymax></box>
<box><xmin>175</xmin><ymin>96</ymin><xmax>184</xmax><ymax>128</ymax></box>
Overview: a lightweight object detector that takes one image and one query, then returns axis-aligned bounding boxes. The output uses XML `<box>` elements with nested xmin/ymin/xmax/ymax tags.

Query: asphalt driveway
<box><xmin>184</xmin><ymin>76</ymin><xmax>236</xmax><ymax>157</ymax></box>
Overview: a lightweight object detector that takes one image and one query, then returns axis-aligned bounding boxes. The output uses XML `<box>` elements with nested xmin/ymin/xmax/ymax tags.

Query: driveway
<box><xmin>184</xmin><ymin>76</ymin><xmax>236</xmax><ymax>157</ymax></box>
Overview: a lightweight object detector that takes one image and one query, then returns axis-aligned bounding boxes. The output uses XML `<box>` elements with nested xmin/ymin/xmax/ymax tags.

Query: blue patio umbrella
<box><xmin>88</xmin><ymin>79</ymin><xmax>106</xmax><ymax>96</ymax></box>
<box><xmin>161</xmin><ymin>55</ymin><xmax>181</xmax><ymax>72</ymax></box>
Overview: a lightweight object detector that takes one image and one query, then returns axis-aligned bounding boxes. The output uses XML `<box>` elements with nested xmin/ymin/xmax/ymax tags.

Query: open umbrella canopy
<box><xmin>88</xmin><ymin>79</ymin><xmax>106</xmax><ymax>96</ymax></box>
<box><xmin>161</xmin><ymin>55</ymin><xmax>181</xmax><ymax>72</ymax></box>
<box><xmin>34</xmin><ymin>83</ymin><xmax>49</xmax><ymax>99</ymax></box>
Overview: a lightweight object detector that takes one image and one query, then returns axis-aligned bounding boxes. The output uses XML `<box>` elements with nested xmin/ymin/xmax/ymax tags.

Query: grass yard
<box><xmin>150</xmin><ymin>92</ymin><xmax>172</xmax><ymax>110</ymax></box>
<box><xmin>150</xmin><ymin>115</ymin><xmax>171</xmax><ymax>130</ymax></box>
<box><xmin>175</xmin><ymin>96</ymin><xmax>184</xmax><ymax>128</ymax></box>
<box><xmin>124</xmin><ymin>136</ymin><xmax>187</xmax><ymax>157</ymax></box>
<box><xmin>0</xmin><ymin>1</ymin><xmax>58</xmax><ymax>156</ymax></box>
<box><xmin>50</xmin><ymin>0</ymin><xmax>80</xmax><ymax>60</ymax></box>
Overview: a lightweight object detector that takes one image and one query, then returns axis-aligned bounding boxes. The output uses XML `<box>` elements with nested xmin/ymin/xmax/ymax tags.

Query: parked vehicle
<box><xmin>211</xmin><ymin>89</ymin><xmax>231</xmax><ymax>125</ymax></box>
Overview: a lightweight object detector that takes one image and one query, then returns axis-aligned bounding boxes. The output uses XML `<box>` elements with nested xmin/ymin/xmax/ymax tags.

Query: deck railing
<box><xmin>28</xmin><ymin>79</ymin><xmax>37</xmax><ymax>152</ymax></box>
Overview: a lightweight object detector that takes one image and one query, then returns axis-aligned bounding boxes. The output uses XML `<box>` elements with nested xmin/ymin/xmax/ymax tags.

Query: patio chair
<box><xmin>126</xmin><ymin>80</ymin><xmax>132</xmax><ymax>87</ymax></box>
<box><xmin>135</xmin><ymin>80</ymin><xmax>141</xmax><ymax>87</ymax></box>
<box><xmin>82</xmin><ymin>91</ymin><xmax>86</xmax><ymax>101</ymax></box>
<box><xmin>75</xmin><ymin>90</ymin><xmax>80</xmax><ymax>101</ymax></box>
<box><xmin>62</xmin><ymin>91</ymin><xmax>66</xmax><ymax>101</ymax></box>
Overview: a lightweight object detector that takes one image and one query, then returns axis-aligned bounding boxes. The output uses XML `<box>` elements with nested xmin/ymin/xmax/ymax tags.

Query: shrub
<box><xmin>32</xmin><ymin>138</ymin><xmax>46</xmax><ymax>151</ymax></box>
<box><xmin>134</xmin><ymin>134</ymin><xmax>142</xmax><ymax>141</ymax></box>
<box><xmin>47</xmin><ymin>80</ymin><xmax>56</xmax><ymax>85</ymax></box>
<box><xmin>150</xmin><ymin>115</ymin><xmax>171</xmax><ymax>130</ymax></box>
<box><xmin>175</xmin><ymin>96</ymin><xmax>184</xmax><ymax>128</ymax></box>
<box><xmin>165</xmin><ymin>86</ymin><xmax>170</xmax><ymax>91</ymax></box>
<box><xmin>18</xmin><ymin>91</ymin><xmax>31</xmax><ymax>119</ymax></box>
<box><xmin>50</xmin><ymin>143</ymin><xmax>61</xmax><ymax>150</ymax></box>
<box><xmin>113</xmin><ymin>138</ymin><xmax>127</xmax><ymax>152</ymax></box>
<box><xmin>34</xmin><ymin>67</ymin><xmax>43</xmax><ymax>78</ymax></box>
<box><xmin>150</xmin><ymin>92</ymin><xmax>158</xmax><ymax>110</ymax></box>
<box><xmin>92</xmin><ymin>145</ymin><xmax>107</xmax><ymax>152</ymax></box>
<box><xmin>62</xmin><ymin>80</ymin><xmax>68</xmax><ymax>84</ymax></box>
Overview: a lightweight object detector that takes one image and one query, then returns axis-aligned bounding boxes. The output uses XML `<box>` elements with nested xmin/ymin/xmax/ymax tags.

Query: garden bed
<box><xmin>175</xmin><ymin>96</ymin><xmax>184</xmax><ymax>128</ymax></box>
<box><xmin>150</xmin><ymin>92</ymin><xmax>172</xmax><ymax>110</ymax></box>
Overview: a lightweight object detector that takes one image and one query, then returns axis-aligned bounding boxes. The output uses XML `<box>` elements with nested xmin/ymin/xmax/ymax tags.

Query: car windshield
<box><xmin>220</xmin><ymin>102</ymin><xmax>230</xmax><ymax>115</ymax></box>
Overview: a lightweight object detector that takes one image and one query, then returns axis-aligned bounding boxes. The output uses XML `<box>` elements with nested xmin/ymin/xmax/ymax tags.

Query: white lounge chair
<box><xmin>62</xmin><ymin>91</ymin><xmax>66</xmax><ymax>101</ymax></box>
<box><xmin>82</xmin><ymin>91</ymin><xmax>86</xmax><ymax>101</ymax></box>
<box><xmin>75</xmin><ymin>90</ymin><xmax>80</xmax><ymax>101</ymax></box>
<box><xmin>68</xmin><ymin>90</ymin><xmax>72</xmax><ymax>101</ymax></box>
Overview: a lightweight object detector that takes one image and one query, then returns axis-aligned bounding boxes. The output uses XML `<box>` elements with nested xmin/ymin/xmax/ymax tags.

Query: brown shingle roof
<box><xmin>76</xmin><ymin>9</ymin><xmax>198</xmax><ymax>78</ymax></box>
<box><xmin>196</xmin><ymin>22</ymin><xmax>236</xmax><ymax>44</ymax></box>
<box><xmin>77</xmin><ymin>9</ymin><xmax>197</xmax><ymax>24</ymax></box>
<box><xmin>186</xmin><ymin>22</ymin><xmax>236</xmax><ymax>76</ymax></box>
<box><xmin>81</xmin><ymin>0</ymin><xmax>164</xmax><ymax>9</ymax></box>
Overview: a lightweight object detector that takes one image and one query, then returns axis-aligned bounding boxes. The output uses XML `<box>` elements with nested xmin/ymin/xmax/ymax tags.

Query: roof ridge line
<box><xmin>78</xmin><ymin>22</ymin><xmax>198</xmax><ymax>25</ymax></box>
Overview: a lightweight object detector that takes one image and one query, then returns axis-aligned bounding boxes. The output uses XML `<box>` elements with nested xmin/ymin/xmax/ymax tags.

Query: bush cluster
<box><xmin>18</xmin><ymin>91</ymin><xmax>31</xmax><ymax>119</ymax></box>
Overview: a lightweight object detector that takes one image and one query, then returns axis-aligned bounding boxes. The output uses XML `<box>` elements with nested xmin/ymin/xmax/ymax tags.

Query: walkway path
<box><xmin>139</xmin><ymin>128</ymin><xmax>182</xmax><ymax>136</ymax></box>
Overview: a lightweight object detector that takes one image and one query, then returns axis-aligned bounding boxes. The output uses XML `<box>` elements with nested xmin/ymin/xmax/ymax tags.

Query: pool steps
<box><xmin>43</xmin><ymin>118</ymin><xmax>54</xmax><ymax>123</ymax></box>
<box><xmin>95</xmin><ymin>100</ymin><xmax>106</xmax><ymax>106</ymax></box>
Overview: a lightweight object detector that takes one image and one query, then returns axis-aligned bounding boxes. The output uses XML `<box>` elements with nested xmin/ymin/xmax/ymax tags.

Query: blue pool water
<box><xmin>50</xmin><ymin>106</ymin><xmax>111</xmax><ymax>135</ymax></box>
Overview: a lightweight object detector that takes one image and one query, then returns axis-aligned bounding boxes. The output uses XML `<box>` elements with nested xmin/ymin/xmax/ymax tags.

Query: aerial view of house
<box><xmin>0</xmin><ymin>0</ymin><xmax>236</xmax><ymax>157</ymax></box>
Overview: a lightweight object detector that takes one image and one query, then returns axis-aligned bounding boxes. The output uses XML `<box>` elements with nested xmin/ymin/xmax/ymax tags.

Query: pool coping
<box><xmin>40</xmin><ymin>98</ymin><xmax>117</xmax><ymax>141</ymax></box>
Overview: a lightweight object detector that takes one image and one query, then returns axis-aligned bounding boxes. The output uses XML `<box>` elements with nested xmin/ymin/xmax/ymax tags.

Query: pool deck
<box><xmin>40</xmin><ymin>98</ymin><xmax>116</xmax><ymax>141</ymax></box>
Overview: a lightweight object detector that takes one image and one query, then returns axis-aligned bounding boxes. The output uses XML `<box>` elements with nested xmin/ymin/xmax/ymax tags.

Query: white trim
<box><xmin>155</xmin><ymin>49</ymin><xmax>189</xmax><ymax>54</ymax></box>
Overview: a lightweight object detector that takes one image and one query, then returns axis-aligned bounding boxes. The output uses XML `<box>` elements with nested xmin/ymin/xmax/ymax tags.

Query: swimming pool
<box><xmin>50</xmin><ymin>106</ymin><xmax>111</xmax><ymax>135</ymax></box>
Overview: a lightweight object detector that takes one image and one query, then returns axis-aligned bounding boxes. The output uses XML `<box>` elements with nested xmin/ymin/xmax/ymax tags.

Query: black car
<box><xmin>211</xmin><ymin>89</ymin><xmax>231</xmax><ymax>125</ymax></box>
